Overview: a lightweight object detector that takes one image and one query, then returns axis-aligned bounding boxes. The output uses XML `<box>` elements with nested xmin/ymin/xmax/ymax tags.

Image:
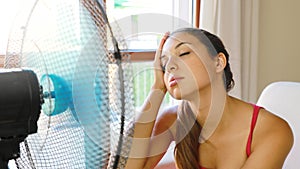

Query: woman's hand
<box><xmin>152</xmin><ymin>32</ymin><xmax>169</xmax><ymax>92</ymax></box>
<box><xmin>123</xmin><ymin>33</ymin><xmax>171</xmax><ymax>169</ymax></box>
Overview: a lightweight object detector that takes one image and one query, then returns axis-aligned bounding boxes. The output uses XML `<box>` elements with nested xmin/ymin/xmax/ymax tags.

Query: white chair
<box><xmin>257</xmin><ymin>81</ymin><xmax>300</xmax><ymax>169</ymax></box>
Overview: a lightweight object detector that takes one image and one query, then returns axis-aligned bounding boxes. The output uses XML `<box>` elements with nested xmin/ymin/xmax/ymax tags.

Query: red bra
<box><xmin>200</xmin><ymin>105</ymin><xmax>261</xmax><ymax>169</ymax></box>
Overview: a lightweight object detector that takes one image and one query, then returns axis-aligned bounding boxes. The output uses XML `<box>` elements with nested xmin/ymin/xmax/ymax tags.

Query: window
<box><xmin>107</xmin><ymin>0</ymin><xmax>194</xmax><ymax>108</ymax></box>
<box><xmin>0</xmin><ymin>0</ymin><xmax>26</xmax><ymax>55</ymax></box>
<box><xmin>107</xmin><ymin>0</ymin><xmax>194</xmax><ymax>50</ymax></box>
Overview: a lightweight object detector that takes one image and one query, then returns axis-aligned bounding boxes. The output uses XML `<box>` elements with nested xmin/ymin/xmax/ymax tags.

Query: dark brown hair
<box><xmin>172</xmin><ymin>28</ymin><xmax>234</xmax><ymax>168</ymax></box>
<box><xmin>174</xmin><ymin>101</ymin><xmax>201</xmax><ymax>169</ymax></box>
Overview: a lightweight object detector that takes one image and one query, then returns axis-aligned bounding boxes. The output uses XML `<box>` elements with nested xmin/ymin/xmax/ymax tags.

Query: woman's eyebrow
<box><xmin>175</xmin><ymin>42</ymin><xmax>191</xmax><ymax>49</ymax></box>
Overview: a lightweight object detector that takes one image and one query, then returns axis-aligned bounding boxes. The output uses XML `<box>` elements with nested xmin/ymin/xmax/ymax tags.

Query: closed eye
<box><xmin>179</xmin><ymin>52</ymin><xmax>190</xmax><ymax>57</ymax></box>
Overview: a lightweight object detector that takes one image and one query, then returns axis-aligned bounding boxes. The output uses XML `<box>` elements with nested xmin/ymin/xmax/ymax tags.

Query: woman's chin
<box><xmin>169</xmin><ymin>90</ymin><xmax>183</xmax><ymax>100</ymax></box>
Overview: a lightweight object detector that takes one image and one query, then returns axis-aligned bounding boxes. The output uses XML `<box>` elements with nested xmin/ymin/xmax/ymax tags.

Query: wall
<box><xmin>257</xmin><ymin>0</ymin><xmax>300</xmax><ymax>98</ymax></box>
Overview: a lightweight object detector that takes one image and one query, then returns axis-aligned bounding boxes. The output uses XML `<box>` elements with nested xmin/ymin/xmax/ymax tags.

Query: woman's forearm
<box><xmin>124</xmin><ymin>88</ymin><xmax>166</xmax><ymax>169</ymax></box>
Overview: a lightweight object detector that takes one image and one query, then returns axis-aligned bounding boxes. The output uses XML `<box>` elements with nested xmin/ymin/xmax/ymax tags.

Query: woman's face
<box><xmin>161</xmin><ymin>32</ymin><xmax>216</xmax><ymax>100</ymax></box>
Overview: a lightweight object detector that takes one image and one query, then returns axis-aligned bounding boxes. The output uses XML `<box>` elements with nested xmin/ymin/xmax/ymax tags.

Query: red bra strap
<box><xmin>246</xmin><ymin>105</ymin><xmax>261</xmax><ymax>157</ymax></box>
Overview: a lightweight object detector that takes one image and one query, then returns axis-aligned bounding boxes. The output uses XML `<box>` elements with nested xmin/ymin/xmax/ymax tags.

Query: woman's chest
<box><xmin>199</xmin><ymin>131</ymin><xmax>248</xmax><ymax>169</ymax></box>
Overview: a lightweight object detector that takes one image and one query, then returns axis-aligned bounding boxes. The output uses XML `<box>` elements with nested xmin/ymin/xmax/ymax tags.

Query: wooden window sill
<box><xmin>0</xmin><ymin>55</ymin><xmax>4</xmax><ymax>68</ymax></box>
<box><xmin>121</xmin><ymin>49</ymin><xmax>155</xmax><ymax>62</ymax></box>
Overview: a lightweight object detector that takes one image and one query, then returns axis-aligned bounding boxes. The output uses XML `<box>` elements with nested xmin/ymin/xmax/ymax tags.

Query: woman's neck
<box><xmin>188</xmin><ymin>82</ymin><xmax>228</xmax><ymax>143</ymax></box>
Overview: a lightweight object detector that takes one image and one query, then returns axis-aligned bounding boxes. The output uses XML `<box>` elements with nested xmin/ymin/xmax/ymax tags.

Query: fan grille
<box><xmin>5</xmin><ymin>0</ymin><xmax>135</xmax><ymax>168</ymax></box>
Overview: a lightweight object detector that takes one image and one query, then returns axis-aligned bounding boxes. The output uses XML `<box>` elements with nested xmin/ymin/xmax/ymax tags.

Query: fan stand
<box><xmin>0</xmin><ymin>137</ymin><xmax>25</xmax><ymax>169</ymax></box>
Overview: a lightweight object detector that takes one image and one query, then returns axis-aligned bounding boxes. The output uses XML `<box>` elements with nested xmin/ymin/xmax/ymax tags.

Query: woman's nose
<box><xmin>165</xmin><ymin>57</ymin><xmax>178</xmax><ymax>72</ymax></box>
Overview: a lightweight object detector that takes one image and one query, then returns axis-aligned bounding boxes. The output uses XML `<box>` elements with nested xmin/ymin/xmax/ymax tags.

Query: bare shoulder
<box><xmin>253</xmin><ymin>107</ymin><xmax>294</xmax><ymax>155</ymax></box>
<box><xmin>240</xmin><ymin>106</ymin><xmax>294</xmax><ymax>168</ymax></box>
<box><xmin>157</xmin><ymin>105</ymin><xmax>178</xmax><ymax>123</ymax></box>
<box><xmin>153</xmin><ymin>105</ymin><xmax>178</xmax><ymax>135</ymax></box>
<box><xmin>256</xmin><ymin>108</ymin><xmax>293</xmax><ymax>141</ymax></box>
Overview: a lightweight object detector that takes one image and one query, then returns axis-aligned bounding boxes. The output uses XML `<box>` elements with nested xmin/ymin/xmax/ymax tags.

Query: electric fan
<box><xmin>5</xmin><ymin>0</ymin><xmax>135</xmax><ymax>168</ymax></box>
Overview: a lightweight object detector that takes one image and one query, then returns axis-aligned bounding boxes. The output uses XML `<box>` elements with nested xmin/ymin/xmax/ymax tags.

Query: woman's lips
<box><xmin>169</xmin><ymin>80</ymin><xmax>177</xmax><ymax>87</ymax></box>
<box><xmin>169</xmin><ymin>76</ymin><xmax>184</xmax><ymax>87</ymax></box>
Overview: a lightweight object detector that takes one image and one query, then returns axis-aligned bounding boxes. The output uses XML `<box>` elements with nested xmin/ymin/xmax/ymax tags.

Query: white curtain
<box><xmin>200</xmin><ymin>0</ymin><xmax>259</xmax><ymax>102</ymax></box>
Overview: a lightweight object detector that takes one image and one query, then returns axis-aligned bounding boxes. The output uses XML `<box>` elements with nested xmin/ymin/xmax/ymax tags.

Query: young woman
<box><xmin>123</xmin><ymin>28</ymin><xmax>293</xmax><ymax>169</ymax></box>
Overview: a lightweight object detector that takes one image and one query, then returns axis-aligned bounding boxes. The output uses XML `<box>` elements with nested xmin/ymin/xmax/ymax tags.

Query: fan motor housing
<box><xmin>0</xmin><ymin>69</ymin><xmax>42</xmax><ymax>138</ymax></box>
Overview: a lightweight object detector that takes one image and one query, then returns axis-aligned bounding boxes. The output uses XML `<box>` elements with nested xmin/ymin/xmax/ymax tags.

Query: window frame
<box><xmin>107</xmin><ymin>0</ymin><xmax>196</xmax><ymax>62</ymax></box>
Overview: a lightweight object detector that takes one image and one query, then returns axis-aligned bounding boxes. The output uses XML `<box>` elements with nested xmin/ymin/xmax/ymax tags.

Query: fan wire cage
<box><xmin>5</xmin><ymin>0</ymin><xmax>135</xmax><ymax>168</ymax></box>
